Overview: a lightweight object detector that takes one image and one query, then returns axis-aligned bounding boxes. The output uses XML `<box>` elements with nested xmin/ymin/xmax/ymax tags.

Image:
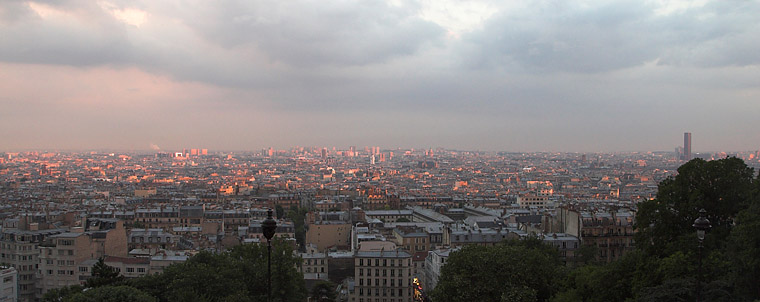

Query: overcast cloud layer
<box><xmin>1</xmin><ymin>0</ymin><xmax>758</xmax><ymax>152</ymax></box>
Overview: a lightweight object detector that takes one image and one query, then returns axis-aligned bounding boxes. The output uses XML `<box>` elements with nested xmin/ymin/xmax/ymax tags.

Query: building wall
<box><xmin>0</xmin><ymin>229</ymin><xmax>65</xmax><ymax>302</ymax></box>
<box><xmin>0</xmin><ymin>267</ymin><xmax>18</xmax><ymax>302</ymax></box>
<box><xmin>351</xmin><ymin>251</ymin><xmax>413</xmax><ymax>302</ymax></box>
<box><xmin>306</xmin><ymin>223</ymin><xmax>350</xmax><ymax>252</ymax></box>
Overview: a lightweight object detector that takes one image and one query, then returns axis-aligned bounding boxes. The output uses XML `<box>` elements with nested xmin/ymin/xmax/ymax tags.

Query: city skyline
<box><xmin>1</xmin><ymin>1</ymin><xmax>759</xmax><ymax>152</ymax></box>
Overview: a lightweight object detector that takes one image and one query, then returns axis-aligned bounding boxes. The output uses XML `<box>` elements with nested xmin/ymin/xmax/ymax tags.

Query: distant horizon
<box><xmin>1</xmin><ymin>146</ymin><xmax>756</xmax><ymax>155</ymax></box>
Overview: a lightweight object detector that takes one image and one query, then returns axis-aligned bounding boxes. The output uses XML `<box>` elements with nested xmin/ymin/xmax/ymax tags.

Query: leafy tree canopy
<box><xmin>431</xmin><ymin>238</ymin><xmax>564</xmax><ymax>302</ymax></box>
<box><xmin>86</xmin><ymin>258</ymin><xmax>125</xmax><ymax>288</ymax></box>
<box><xmin>310</xmin><ymin>280</ymin><xmax>337</xmax><ymax>302</ymax></box>
<box><xmin>65</xmin><ymin>286</ymin><xmax>156</xmax><ymax>302</ymax></box>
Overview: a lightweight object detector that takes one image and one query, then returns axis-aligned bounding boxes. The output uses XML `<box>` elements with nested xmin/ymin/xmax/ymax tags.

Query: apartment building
<box><xmin>37</xmin><ymin>220</ymin><xmax>128</xmax><ymax>295</ymax></box>
<box><xmin>0</xmin><ymin>266</ymin><xmax>18</xmax><ymax>302</ymax></box>
<box><xmin>0</xmin><ymin>227</ymin><xmax>65</xmax><ymax>302</ymax></box>
<box><xmin>423</xmin><ymin>247</ymin><xmax>459</xmax><ymax>292</ymax></box>
<box><xmin>392</xmin><ymin>227</ymin><xmax>429</xmax><ymax>253</ymax></box>
<box><xmin>352</xmin><ymin>247</ymin><xmax>413</xmax><ymax>302</ymax></box>
<box><xmin>299</xmin><ymin>251</ymin><xmax>328</xmax><ymax>281</ymax></box>
<box><xmin>557</xmin><ymin>207</ymin><xmax>635</xmax><ymax>263</ymax></box>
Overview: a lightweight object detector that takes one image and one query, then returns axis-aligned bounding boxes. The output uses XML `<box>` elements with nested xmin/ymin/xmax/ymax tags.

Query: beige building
<box><xmin>306</xmin><ymin>221</ymin><xmax>351</xmax><ymax>252</ymax></box>
<box><xmin>38</xmin><ymin>219</ymin><xmax>128</xmax><ymax>295</ymax></box>
<box><xmin>392</xmin><ymin>227</ymin><xmax>430</xmax><ymax>254</ymax></box>
<box><xmin>0</xmin><ymin>227</ymin><xmax>65</xmax><ymax>302</ymax></box>
<box><xmin>352</xmin><ymin>245</ymin><xmax>413</xmax><ymax>302</ymax></box>
<box><xmin>299</xmin><ymin>251</ymin><xmax>328</xmax><ymax>281</ymax></box>
<box><xmin>0</xmin><ymin>266</ymin><xmax>18</xmax><ymax>302</ymax></box>
<box><xmin>104</xmin><ymin>256</ymin><xmax>150</xmax><ymax>278</ymax></box>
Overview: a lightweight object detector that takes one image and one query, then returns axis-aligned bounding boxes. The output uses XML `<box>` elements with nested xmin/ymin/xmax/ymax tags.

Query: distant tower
<box><xmin>683</xmin><ymin>132</ymin><xmax>692</xmax><ymax>161</ymax></box>
<box><xmin>321</xmin><ymin>148</ymin><xmax>328</xmax><ymax>159</ymax></box>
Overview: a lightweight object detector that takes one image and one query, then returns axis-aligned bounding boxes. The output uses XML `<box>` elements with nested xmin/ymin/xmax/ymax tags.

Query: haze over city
<box><xmin>1</xmin><ymin>0</ymin><xmax>759</xmax><ymax>152</ymax></box>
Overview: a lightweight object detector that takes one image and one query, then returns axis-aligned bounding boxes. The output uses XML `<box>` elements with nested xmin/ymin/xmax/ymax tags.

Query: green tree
<box><xmin>286</xmin><ymin>206</ymin><xmax>309</xmax><ymax>251</ymax></box>
<box><xmin>431</xmin><ymin>238</ymin><xmax>564</xmax><ymax>302</ymax></box>
<box><xmin>556</xmin><ymin>157</ymin><xmax>759</xmax><ymax>301</ymax></box>
<box><xmin>310</xmin><ymin>281</ymin><xmax>337</xmax><ymax>302</ymax></box>
<box><xmin>395</xmin><ymin>217</ymin><xmax>410</xmax><ymax>223</ymax></box>
<box><xmin>726</xmin><ymin>198</ymin><xmax>760</xmax><ymax>300</ymax></box>
<box><xmin>86</xmin><ymin>258</ymin><xmax>125</xmax><ymax>288</ymax></box>
<box><xmin>132</xmin><ymin>239</ymin><xmax>306</xmax><ymax>302</ymax></box>
<box><xmin>42</xmin><ymin>285</ymin><xmax>84</xmax><ymax>302</ymax></box>
<box><xmin>275</xmin><ymin>205</ymin><xmax>285</xmax><ymax>219</ymax></box>
<box><xmin>65</xmin><ymin>286</ymin><xmax>156</xmax><ymax>302</ymax></box>
<box><xmin>553</xmin><ymin>250</ymin><xmax>639</xmax><ymax>302</ymax></box>
<box><xmin>635</xmin><ymin>157</ymin><xmax>754</xmax><ymax>258</ymax></box>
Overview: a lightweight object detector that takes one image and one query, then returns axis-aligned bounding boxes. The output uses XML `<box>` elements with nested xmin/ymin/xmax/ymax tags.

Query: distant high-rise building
<box><xmin>201</xmin><ymin>149</ymin><xmax>208</xmax><ymax>156</ymax></box>
<box><xmin>321</xmin><ymin>148</ymin><xmax>327</xmax><ymax>159</ymax></box>
<box><xmin>684</xmin><ymin>132</ymin><xmax>692</xmax><ymax>161</ymax></box>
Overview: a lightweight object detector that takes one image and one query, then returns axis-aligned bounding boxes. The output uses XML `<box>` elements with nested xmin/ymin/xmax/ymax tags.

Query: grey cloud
<box><xmin>463</xmin><ymin>0</ymin><xmax>760</xmax><ymax>73</ymax></box>
<box><xmin>0</xmin><ymin>1</ymin><xmax>132</xmax><ymax>66</ymax></box>
<box><xmin>176</xmin><ymin>0</ymin><xmax>444</xmax><ymax>66</ymax></box>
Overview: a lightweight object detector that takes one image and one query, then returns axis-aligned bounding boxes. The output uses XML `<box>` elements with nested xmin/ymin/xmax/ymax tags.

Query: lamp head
<box><xmin>262</xmin><ymin>209</ymin><xmax>277</xmax><ymax>241</ymax></box>
<box><xmin>692</xmin><ymin>208</ymin><xmax>711</xmax><ymax>241</ymax></box>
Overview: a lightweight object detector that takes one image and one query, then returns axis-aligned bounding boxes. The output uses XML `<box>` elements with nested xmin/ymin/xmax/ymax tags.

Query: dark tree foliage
<box><xmin>310</xmin><ymin>280</ymin><xmax>337</xmax><ymax>302</ymax></box>
<box><xmin>726</xmin><ymin>199</ymin><xmax>760</xmax><ymax>299</ymax></box>
<box><xmin>86</xmin><ymin>258</ymin><xmax>125</xmax><ymax>288</ymax></box>
<box><xmin>65</xmin><ymin>286</ymin><xmax>157</xmax><ymax>302</ymax></box>
<box><xmin>287</xmin><ymin>206</ymin><xmax>309</xmax><ymax>251</ymax></box>
<box><xmin>275</xmin><ymin>205</ymin><xmax>285</xmax><ymax>219</ymax></box>
<box><xmin>553</xmin><ymin>250</ymin><xmax>639</xmax><ymax>302</ymax></box>
<box><xmin>556</xmin><ymin>157</ymin><xmax>760</xmax><ymax>301</ymax></box>
<box><xmin>131</xmin><ymin>239</ymin><xmax>306</xmax><ymax>302</ymax></box>
<box><xmin>635</xmin><ymin>157</ymin><xmax>754</xmax><ymax>257</ymax></box>
<box><xmin>431</xmin><ymin>238</ymin><xmax>564</xmax><ymax>302</ymax></box>
<box><xmin>51</xmin><ymin>240</ymin><xmax>307</xmax><ymax>302</ymax></box>
<box><xmin>42</xmin><ymin>285</ymin><xmax>84</xmax><ymax>302</ymax></box>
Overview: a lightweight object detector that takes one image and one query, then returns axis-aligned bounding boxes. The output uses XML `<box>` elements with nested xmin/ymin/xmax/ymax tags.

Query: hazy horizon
<box><xmin>1</xmin><ymin>1</ymin><xmax>759</xmax><ymax>152</ymax></box>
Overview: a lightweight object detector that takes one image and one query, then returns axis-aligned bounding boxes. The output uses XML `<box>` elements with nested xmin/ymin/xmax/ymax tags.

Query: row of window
<box><xmin>358</xmin><ymin>268</ymin><xmax>405</xmax><ymax>277</ymax></box>
<box><xmin>359</xmin><ymin>258</ymin><xmax>408</xmax><ymax>267</ymax></box>
<box><xmin>357</xmin><ymin>287</ymin><xmax>409</xmax><ymax>297</ymax></box>
<box><xmin>358</xmin><ymin>278</ymin><xmax>405</xmax><ymax>287</ymax></box>
<box><xmin>0</xmin><ymin>243</ymin><xmax>36</xmax><ymax>251</ymax></box>
<box><xmin>358</xmin><ymin>298</ymin><xmax>407</xmax><ymax>302</ymax></box>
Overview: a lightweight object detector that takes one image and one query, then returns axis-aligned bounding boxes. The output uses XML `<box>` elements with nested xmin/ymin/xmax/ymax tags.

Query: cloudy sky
<box><xmin>1</xmin><ymin>0</ymin><xmax>758</xmax><ymax>152</ymax></box>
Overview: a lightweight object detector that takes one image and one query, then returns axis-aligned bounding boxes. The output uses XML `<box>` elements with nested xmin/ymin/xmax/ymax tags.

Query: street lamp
<box><xmin>692</xmin><ymin>208</ymin><xmax>711</xmax><ymax>302</ymax></box>
<box><xmin>262</xmin><ymin>208</ymin><xmax>277</xmax><ymax>302</ymax></box>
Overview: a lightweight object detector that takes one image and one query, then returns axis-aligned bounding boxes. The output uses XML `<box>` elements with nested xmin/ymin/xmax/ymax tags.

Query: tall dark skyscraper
<box><xmin>684</xmin><ymin>132</ymin><xmax>692</xmax><ymax>161</ymax></box>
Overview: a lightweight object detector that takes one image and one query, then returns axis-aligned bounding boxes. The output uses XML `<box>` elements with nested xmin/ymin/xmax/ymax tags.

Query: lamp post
<box><xmin>692</xmin><ymin>208</ymin><xmax>711</xmax><ymax>302</ymax></box>
<box><xmin>262</xmin><ymin>208</ymin><xmax>277</xmax><ymax>302</ymax></box>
